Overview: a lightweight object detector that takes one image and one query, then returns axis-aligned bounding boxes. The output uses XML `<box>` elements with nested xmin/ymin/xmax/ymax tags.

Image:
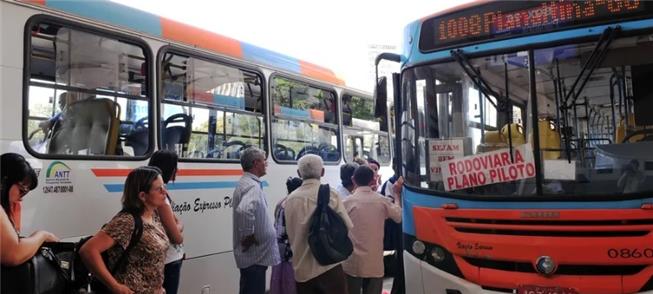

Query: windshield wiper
<box><xmin>451</xmin><ymin>49</ymin><xmax>501</xmax><ymax>109</ymax></box>
<box><xmin>562</xmin><ymin>26</ymin><xmax>620</xmax><ymax>108</ymax></box>
<box><xmin>559</xmin><ymin>26</ymin><xmax>620</xmax><ymax>162</ymax></box>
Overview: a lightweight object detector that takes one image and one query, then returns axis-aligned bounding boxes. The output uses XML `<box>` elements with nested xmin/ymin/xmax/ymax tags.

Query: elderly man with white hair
<box><xmin>284</xmin><ymin>154</ymin><xmax>353</xmax><ymax>294</ymax></box>
<box><xmin>232</xmin><ymin>147</ymin><xmax>280</xmax><ymax>294</ymax></box>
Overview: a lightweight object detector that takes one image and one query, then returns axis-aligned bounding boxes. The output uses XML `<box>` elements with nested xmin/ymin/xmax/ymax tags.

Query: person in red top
<box><xmin>342</xmin><ymin>165</ymin><xmax>402</xmax><ymax>294</ymax></box>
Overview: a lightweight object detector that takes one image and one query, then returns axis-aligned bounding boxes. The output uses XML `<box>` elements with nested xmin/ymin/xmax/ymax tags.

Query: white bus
<box><xmin>0</xmin><ymin>0</ymin><xmax>392</xmax><ymax>292</ymax></box>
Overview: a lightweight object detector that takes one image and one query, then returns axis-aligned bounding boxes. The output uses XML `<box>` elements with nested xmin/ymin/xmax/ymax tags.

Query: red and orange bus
<box><xmin>375</xmin><ymin>1</ymin><xmax>653</xmax><ymax>293</ymax></box>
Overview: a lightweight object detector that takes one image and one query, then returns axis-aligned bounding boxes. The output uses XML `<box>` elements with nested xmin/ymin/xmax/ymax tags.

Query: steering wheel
<box><xmin>206</xmin><ymin>148</ymin><xmax>222</xmax><ymax>159</ymax></box>
<box><xmin>133</xmin><ymin>117</ymin><xmax>149</xmax><ymax>131</ymax></box>
<box><xmin>274</xmin><ymin>143</ymin><xmax>295</xmax><ymax>160</ymax></box>
<box><xmin>296</xmin><ymin>145</ymin><xmax>320</xmax><ymax>160</ymax></box>
<box><xmin>224</xmin><ymin>140</ymin><xmax>248</xmax><ymax>150</ymax></box>
<box><xmin>29</xmin><ymin>128</ymin><xmax>46</xmax><ymax>140</ymax></box>
<box><xmin>622</xmin><ymin>129</ymin><xmax>653</xmax><ymax>143</ymax></box>
<box><xmin>318</xmin><ymin>143</ymin><xmax>337</xmax><ymax>152</ymax></box>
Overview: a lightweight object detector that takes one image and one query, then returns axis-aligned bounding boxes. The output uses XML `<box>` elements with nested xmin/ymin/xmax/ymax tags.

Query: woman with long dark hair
<box><xmin>149</xmin><ymin>150</ymin><xmax>184</xmax><ymax>294</ymax></box>
<box><xmin>80</xmin><ymin>166</ymin><xmax>169</xmax><ymax>294</ymax></box>
<box><xmin>0</xmin><ymin>153</ymin><xmax>58</xmax><ymax>266</ymax></box>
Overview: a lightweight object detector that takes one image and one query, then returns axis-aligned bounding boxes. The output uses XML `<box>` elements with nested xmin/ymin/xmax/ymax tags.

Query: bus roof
<box><xmin>419</xmin><ymin>0</ymin><xmax>487</xmax><ymax>22</ymax></box>
<box><xmin>21</xmin><ymin>0</ymin><xmax>345</xmax><ymax>86</ymax></box>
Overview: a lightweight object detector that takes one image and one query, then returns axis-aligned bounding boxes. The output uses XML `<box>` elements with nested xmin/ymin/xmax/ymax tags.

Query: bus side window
<box><xmin>270</xmin><ymin>76</ymin><xmax>340</xmax><ymax>163</ymax></box>
<box><xmin>160</xmin><ymin>50</ymin><xmax>265</xmax><ymax>161</ymax></box>
<box><xmin>26</xmin><ymin>20</ymin><xmax>150</xmax><ymax>158</ymax></box>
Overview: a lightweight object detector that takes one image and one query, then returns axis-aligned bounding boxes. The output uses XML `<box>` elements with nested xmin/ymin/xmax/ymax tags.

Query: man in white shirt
<box><xmin>335</xmin><ymin>162</ymin><xmax>358</xmax><ymax>199</ymax></box>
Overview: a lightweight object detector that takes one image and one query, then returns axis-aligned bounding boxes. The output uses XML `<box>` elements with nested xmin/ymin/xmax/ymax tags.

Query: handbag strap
<box><xmin>40</xmin><ymin>246</ymin><xmax>71</xmax><ymax>281</ymax></box>
<box><xmin>110</xmin><ymin>210</ymin><xmax>143</xmax><ymax>275</ymax></box>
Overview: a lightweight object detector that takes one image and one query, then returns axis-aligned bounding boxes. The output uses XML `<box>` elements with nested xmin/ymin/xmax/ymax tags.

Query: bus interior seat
<box><xmin>48</xmin><ymin>98</ymin><xmax>121</xmax><ymax>155</ymax></box>
<box><xmin>615</xmin><ymin>114</ymin><xmax>653</xmax><ymax>143</ymax></box>
<box><xmin>274</xmin><ymin>144</ymin><xmax>295</xmax><ymax>161</ymax></box>
<box><xmin>318</xmin><ymin>143</ymin><xmax>339</xmax><ymax>162</ymax></box>
<box><xmin>536</xmin><ymin>119</ymin><xmax>561</xmax><ymax>160</ymax></box>
<box><xmin>124</xmin><ymin>117</ymin><xmax>149</xmax><ymax>156</ymax></box>
<box><xmin>501</xmin><ymin>123</ymin><xmax>525</xmax><ymax>145</ymax></box>
<box><xmin>476</xmin><ymin>123</ymin><xmax>525</xmax><ymax>153</ymax></box>
<box><xmin>477</xmin><ymin>130</ymin><xmax>506</xmax><ymax>153</ymax></box>
<box><xmin>616</xmin><ymin>114</ymin><xmax>636</xmax><ymax>143</ymax></box>
<box><xmin>162</xmin><ymin>113</ymin><xmax>192</xmax><ymax>155</ymax></box>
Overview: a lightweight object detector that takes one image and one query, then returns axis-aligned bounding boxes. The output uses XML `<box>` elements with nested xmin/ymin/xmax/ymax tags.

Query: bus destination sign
<box><xmin>419</xmin><ymin>0</ymin><xmax>652</xmax><ymax>52</ymax></box>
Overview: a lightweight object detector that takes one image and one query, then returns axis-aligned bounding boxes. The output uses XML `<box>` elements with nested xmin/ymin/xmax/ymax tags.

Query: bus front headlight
<box><xmin>412</xmin><ymin>240</ymin><xmax>426</xmax><ymax>255</ymax></box>
<box><xmin>430</xmin><ymin>246</ymin><xmax>446</xmax><ymax>262</ymax></box>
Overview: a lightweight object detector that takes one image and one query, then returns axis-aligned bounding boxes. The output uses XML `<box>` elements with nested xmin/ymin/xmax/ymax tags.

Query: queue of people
<box><xmin>0</xmin><ymin>148</ymin><xmax>403</xmax><ymax>294</ymax></box>
<box><xmin>232</xmin><ymin>148</ymin><xmax>403</xmax><ymax>294</ymax></box>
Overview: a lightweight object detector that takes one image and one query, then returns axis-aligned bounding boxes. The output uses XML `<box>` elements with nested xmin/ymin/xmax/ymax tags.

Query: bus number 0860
<box><xmin>607</xmin><ymin>248</ymin><xmax>653</xmax><ymax>259</ymax></box>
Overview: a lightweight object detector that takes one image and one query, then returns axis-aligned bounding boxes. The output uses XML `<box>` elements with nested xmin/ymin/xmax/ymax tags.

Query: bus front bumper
<box><xmin>404</xmin><ymin>251</ymin><xmax>653</xmax><ymax>294</ymax></box>
<box><xmin>404</xmin><ymin>251</ymin><xmax>505</xmax><ymax>294</ymax></box>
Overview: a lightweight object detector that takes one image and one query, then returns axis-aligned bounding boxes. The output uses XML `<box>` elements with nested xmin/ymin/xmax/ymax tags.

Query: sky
<box><xmin>111</xmin><ymin>0</ymin><xmax>470</xmax><ymax>92</ymax></box>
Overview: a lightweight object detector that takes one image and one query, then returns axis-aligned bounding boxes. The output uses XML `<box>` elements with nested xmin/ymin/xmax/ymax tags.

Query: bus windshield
<box><xmin>403</xmin><ymin>33</ymin><xmax>653</xmax><ymax>197</ymax></box>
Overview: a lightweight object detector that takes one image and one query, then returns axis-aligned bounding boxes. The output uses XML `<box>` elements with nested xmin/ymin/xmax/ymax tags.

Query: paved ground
<box><xmin>382</xmin><ymin>277</ymin><xmax>394</xmax><ymax>294</ymax></box>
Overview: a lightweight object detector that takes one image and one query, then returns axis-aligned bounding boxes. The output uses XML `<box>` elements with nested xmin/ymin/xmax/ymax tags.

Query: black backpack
<box><xmin>308</xmin><ymin>184</ymin><xmax>353</xmax><ymax>265</ymax></box>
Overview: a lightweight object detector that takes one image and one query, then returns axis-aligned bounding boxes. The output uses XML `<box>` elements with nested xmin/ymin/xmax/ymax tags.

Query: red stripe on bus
<box><xmin>92</xmin><ymin>169</ymin><xmax>131</xmax><ymax>177</ymax></box>
<box><xmin>299</xmin><ymin>60</ymin><xmax>345</xmax><ymax>86</ymax></box>
<box><xmin>160</xmin><ymin>18</ymin><xmax>243</xmax><ymax>59</ymax></box>
<box><xmin>92</xmin><ymin>169</ymin><xmax>243</xmax><ymax>177</ymax></box>
<box><xmin>177</xmin><ymin>169</ymin><xmax>243</xmax><ymax>176</ymax></box>
<box><xmin>19</xmin><ymin>0</ymin><xmax>46</xmax><ymax>6</ymax></box>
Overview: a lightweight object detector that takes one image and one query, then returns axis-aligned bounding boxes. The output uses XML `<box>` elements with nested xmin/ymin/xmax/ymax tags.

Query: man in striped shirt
<box><xmin>232</xmin><ymin>147</ymin><xmax>280</xmax><ymax>294</ymax></box>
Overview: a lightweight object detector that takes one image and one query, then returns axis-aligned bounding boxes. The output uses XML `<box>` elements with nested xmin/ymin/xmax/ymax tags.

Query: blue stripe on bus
<box><xmin>103</xmin><ymin>181</ymin><xmax>269</xmax><ymax>193</ymax></box>
<box><xmin>405</xmin><ymin>18</ymin><xmax>653</xmax><ymax>68</ymax></box>
<box><xmin>402</xmin><ymin>188</ymin><xmax>653</xmax><ymax>236</ymax></box>
<box><xmin>242</xmin><ymin>43</ymin><xmax>301</xmax><ymax>74</ymax></box>
<box><xmin>45</xmin><ymin>0</ymin><xmax>162</xmax><ymax>37</ymax></box>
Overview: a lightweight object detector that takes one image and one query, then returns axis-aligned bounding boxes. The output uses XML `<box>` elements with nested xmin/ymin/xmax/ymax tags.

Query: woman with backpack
<box><xmin>80</xmin><ymin>166</ymin><xmax>169</xmax><ymax>294</ymax></box>
<box><xmin>149</xmin><ymin>150</ymin><xmax>184</xmax><ymax>294</ymax></box>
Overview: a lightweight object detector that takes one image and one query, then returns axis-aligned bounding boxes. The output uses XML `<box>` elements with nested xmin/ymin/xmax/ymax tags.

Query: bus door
<box><xmin>346</xmin><ymin>135</ymin><xmax>364</xmax><ymax>160</ymax></box>
<box><xmin>433</xmin><ymin>81</ymin><xmax>464</xmax><ymax>139</ymax></box>
<box><xmin>416</xmin><ymin>68</ymin><xmax>465</xmax><ymax>186</ymax></box>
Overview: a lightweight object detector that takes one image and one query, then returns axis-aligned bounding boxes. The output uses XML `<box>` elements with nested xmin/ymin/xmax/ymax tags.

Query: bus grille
<box><xmin>463</xmin><ymin>257</ymin><xmax>647</xmax><ymax>275</ymax></box>
<box><xmin>446</xmin><ymin>217</ymin><xmax>653</xmax><ymax>237</ymax></box>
